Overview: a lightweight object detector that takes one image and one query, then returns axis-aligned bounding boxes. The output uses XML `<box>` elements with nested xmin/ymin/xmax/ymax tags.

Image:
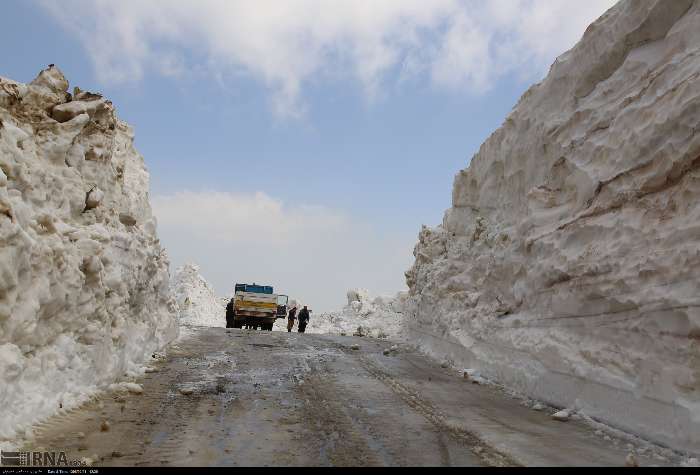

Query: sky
<box><xmin>2</xmin><ymin>0</ymin><xmax>616</xmax><ymax>311</ymax></box>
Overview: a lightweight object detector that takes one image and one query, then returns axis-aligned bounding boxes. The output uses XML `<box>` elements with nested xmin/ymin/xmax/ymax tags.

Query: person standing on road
<box><xmin>297</xmin><ymin>306</ymin><xmax>310</xmax><ymax>333</ymax></box>
<box><xmin>225</xmin><ymin>298</ymin><xmax>235</xmax><ymax>328</ymax></box>
<box><xmin>287</xmin><ymin>306</ymin><xmax>298</xmax><ymax>332</ymax></box>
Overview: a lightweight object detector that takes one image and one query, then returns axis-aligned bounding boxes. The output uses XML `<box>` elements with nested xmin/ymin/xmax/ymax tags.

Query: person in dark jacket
<box><xmin>297</xmin><ymin>306</ymin><xmax>310</xmax><ymax>333</ymax></box>
<box><xmin>225</xmin><ymin>298</ymin><xmax>235</xmax><ymax>328</ymax></box>
<box><xmin>287</xmin><ymin>306</ymin><xmax>298</xmax><ymax>332</ymax></box>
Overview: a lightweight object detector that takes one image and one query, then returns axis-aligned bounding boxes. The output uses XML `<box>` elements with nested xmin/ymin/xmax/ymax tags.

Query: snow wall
<box><xmin>0</xmin><ymin>67</ymin><xmax>177</xmax><ymax>442</ymax></box>
<box><xmin>172</xmin><ymin>263</ymin><xmax>225</xmax><ymax>327</ymax></box>
<box><xmin>405</xmin><ymin>0</ymin><xmax>700</xmax><ymax>453</ymax></box>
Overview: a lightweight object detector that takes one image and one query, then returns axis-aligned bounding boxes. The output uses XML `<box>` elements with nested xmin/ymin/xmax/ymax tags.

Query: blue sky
<box><xmin>2</xmin><ymin>0</ymin><xmax>615</xmax><ymax>311</ymax></box>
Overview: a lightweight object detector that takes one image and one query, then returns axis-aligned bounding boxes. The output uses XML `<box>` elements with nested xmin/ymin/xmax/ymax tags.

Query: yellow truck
<box><xmin>231</xmin><ymin>283</ymin><xmax>288</xmax><ymax>331</ymax></box>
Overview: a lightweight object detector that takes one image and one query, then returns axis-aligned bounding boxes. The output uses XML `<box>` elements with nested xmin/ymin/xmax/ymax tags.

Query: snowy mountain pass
<box><xmin>23</xmin><ymin>327</ymin><xmax>669</xmax><ymax>467</ymax></box>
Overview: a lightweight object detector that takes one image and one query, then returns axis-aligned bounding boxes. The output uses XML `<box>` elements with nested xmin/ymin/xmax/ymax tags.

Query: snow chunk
<box><xmin>52</xmin><ymin>99</ymin><xmax>108</xmax><ymax>124</ymax></box>
<box><xmin>85</xmin><ymin>187</ymin><xmax>104</xmax><ymax>210</ymax></box>
<box><xmin>552</xmin><ymin>410</ymin><xmax>571</xmax><ymax>422</ymax></box>
<box><xmin>30</xmin><ymin>65</ymin><xmax>68</xmax><ymax>94</ymax></box>
<box><xmin>124</xmin><ymin>383</ymin><xmax>144</xmax><ymax>395</ymax></box>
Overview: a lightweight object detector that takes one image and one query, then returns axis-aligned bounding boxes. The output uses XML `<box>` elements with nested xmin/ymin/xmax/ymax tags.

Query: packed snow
<box><xmin>172</xmin><ymin>263</ymin><xmax>225</xmax><ymax>327</ymax></box>
<box><xmin>403</xmin><ymin>0</ymin><xmax>700</xmax><ymax>454</ymax></box>
<box><xmin>307</xmin><ymin>289</ymin><xmax>406</xmax><ymax>339</ymax></box>
<box><xmin>0</xmin><ymin>67</ymin><xmax>177</xmax><ymax>445</ymax></box>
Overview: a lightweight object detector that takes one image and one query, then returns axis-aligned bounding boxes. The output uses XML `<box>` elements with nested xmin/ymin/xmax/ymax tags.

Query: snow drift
<box><xmin>172</xmin><ymin>263</ymin><xmax>225</xmax><ymax>327</ymax></box>
<box><xmin>0</xmin><ymin>67</ymin><xmax>177</xmax><ymax>442</ymax></box>
<box><xmin>405</xmin><ymin>0</ymin><xmax>700</xmax><ymax>453</ymax></box>
<box><xmin>309</xmin><ymin>289</ymin><xmax>406</xmax><ymax>339</ymax></box>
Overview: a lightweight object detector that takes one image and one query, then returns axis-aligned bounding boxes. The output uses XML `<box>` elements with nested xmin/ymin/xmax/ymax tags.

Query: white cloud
<box><xmin>152</xmin><ymin>191</ymin><xmax>415</xmax><ymax>312</ymax></box>
<box><xmin>431</xmin><ymin>11</ymin><xmax>493</xmax><ymax>92</ymax></box>
<box><xmin>37</xmin><ymin>0</ymin><xmax>617</xmax><ymax>117</ymax></box>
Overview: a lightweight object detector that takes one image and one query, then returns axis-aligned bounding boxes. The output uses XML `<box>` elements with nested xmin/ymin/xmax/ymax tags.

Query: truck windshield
<box><xmin>277</xmin><ymin>295</ymin><xmax>289</xmax><ymax>306</ymax></box>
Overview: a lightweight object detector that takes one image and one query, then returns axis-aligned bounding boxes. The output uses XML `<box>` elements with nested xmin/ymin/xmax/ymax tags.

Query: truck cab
<box><xmin>232</xmin><ymin>283</ymin><xmax>288</xmax><ymax>331</ymax></box>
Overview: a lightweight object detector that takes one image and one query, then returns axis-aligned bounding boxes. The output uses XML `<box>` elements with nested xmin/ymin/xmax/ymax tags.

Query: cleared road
<box><xmin>26</xmin><ymin>327</ymin><xmax>670</xmax><ymax>466</ymax></box>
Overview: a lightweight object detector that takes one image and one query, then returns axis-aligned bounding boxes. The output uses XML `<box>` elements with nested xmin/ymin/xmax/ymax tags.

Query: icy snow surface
<box><xmin>172</xmin><ymin>263</ymin><xmax>225</xmax><ymax>327</ymax></box>
<box><xmin>404</xmin><ymin>0</ymin><xmax>700</xmax><ymax>453</ymax></box>
<box><xmin>0</xmin><ymin>67</ymin><xmax>177</xmax><ymax>444</ymax></box>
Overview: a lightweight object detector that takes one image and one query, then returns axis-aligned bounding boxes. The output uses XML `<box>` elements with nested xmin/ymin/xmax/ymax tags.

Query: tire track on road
<box><xmin>295</xmin><ymin>360</ymin><xmax>384</xmax><ymax>467</ymax></box>
<box><xmin>355</xmin><ymin>353</ymin><xmax>520</xmax><ymax>467</ymax></box>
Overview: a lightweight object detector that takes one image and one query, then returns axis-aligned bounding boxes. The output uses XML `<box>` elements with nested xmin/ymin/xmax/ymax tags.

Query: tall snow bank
<box><xmin>0</xmin><ymin>66</ymin><xmax>177</xmax><ymax>443</ymax></box>
<box><xmin>405</xmin><ymin>0</ymin><xmax>700</xmax><ymax>453</ymax></box>
<box><xmin>172</xmin><ymin>263</ymin><xmax>225</xmax><ymax>327</ymax></box>
<box><xmin>309</xmin><ymin>289</ymin><xmax>406</xmax><ymax>339</ymax></box>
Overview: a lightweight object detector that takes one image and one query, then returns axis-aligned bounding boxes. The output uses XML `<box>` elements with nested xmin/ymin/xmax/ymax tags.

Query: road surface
<box><xmin>25</xmin><ymin>327</ymin><xmax>672</xmax><ymax>467</ymax></box>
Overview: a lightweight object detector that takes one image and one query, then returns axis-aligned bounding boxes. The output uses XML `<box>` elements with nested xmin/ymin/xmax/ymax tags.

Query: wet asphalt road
<box><xmin>25</xmin><ymin>327</ymin><xmax>669</xmax><ymax>467</ymax></box>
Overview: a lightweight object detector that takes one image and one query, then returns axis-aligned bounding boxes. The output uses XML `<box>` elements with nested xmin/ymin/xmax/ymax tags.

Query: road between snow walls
<box><xmin>0</xmin><ymin>66</ymin><xmax>178</xmax><ymax>448</ymax></box>
<box><xmin>169</xmin><ymin>267</ymin><xmax>692</xmax><ymax>462</ymax></box>
<box><xmin>166</xmin><ymin>255</ymin><xmax>699</xmax><ymax>464</ymax></box>
<box><xmin>2</xmin><ymin>0</ymin><xmax>699</xmax><ymax>462</ymax></box>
